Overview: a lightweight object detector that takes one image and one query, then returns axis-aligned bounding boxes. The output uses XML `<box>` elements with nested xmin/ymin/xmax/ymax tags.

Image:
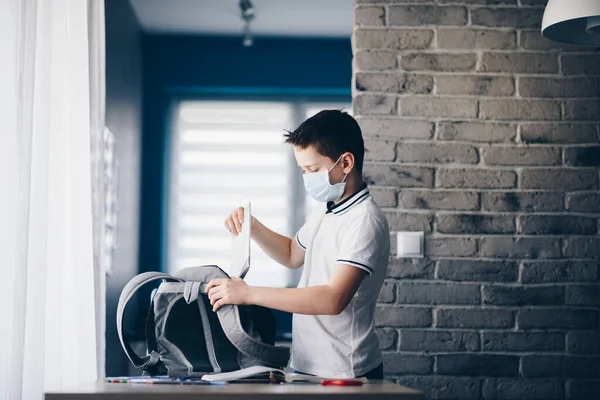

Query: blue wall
<box><xmin>139</xmin><ymin>35</ymin><xmax>352</xmax><ymax>275</ymax></box>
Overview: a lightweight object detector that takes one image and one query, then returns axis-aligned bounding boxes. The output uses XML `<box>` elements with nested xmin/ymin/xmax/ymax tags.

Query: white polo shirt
<box><xmin>290</xmin><ymin>185</ymin><xmax>390</xmax><ymax>378</ymax></box>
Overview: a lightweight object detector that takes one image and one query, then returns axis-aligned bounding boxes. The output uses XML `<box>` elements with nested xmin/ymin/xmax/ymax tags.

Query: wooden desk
<box><xmin>46</xmin><ymin>380</ymin><xmax>424</xmax><ymax>400</ymax></box>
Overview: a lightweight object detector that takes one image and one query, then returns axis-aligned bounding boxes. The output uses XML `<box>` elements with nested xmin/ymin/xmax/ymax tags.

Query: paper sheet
<box><xmin>229</xmin><ymin>202</ymin><xmax>251</xmax><ymax>279</ymax></box>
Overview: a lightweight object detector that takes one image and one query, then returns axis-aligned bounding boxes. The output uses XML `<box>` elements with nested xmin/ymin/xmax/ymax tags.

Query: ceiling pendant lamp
<box><xmin>542</xmin><ymin>0</ymin><xmax>600</xmax><ymax>45</ymax></box>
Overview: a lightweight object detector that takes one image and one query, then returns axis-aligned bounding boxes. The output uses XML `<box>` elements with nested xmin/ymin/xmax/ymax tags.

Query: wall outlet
<box><xmin>396</xmin><ymin>231</ymin><xmax>424</xmax><ymax>258</ymax></box>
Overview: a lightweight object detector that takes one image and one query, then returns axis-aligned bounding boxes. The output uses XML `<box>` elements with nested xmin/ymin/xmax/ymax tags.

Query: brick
<box><xmin>356</xmin><ymin>0</ymin><xmax>434</xmax><ymax>3</ymax></box>
<box><xmin>522</xmin><ymin>261</ymin><xmax>600</xmax><ymax>284</ymax></box>
<box><xmin>364</xmin><ymin>139</ymin><xmax>396</xmax><ymax>161</ymax></box>
<box><xmin>354</xmin><ymin>50</ymin><xmax>397</xmax><ymax>71</ymax></box>
<box><xmin>482</xmin><ymin>284</ymin><xmax>564</xmax><ymax>306</ymax></box>
<box><xmin>399</xmin><ymin>190</ymin><xmax>479</xmax><ymax>211</ymax></box>
<box><xmin>397</xmin><ymin>282</ymin><xmax>480</xmax><ymax>305</ymax></box>
<box><xmin>354</xmin><ymin>94</ymin><xmax>396</xmax><ymax>115</ymax></box>
<box><xmin>521</xmin><ymin>169</ymin><xmax>599</xmax><ymax>191</ymax></box>
<box><xmin>370</xmin><ymin>187</ymin><xmax>397</xmax><ymax>207</ymax></box>
<box><xmin>436</xmin><ymin>307</ymin><xmax>515</xmax><ymax>329</ymax></box>
<box><xmin>378</xmin><ymin>280</ymin><xmax>396</xmax><ymax>303</ymax></box>
<box><xmin>569</xmin><ymin>380</ymin><xmax>600</xmax><ymax>400</ymax></box>
<box><xmin>566</xmin><ymin>285</ymin><xmax>600</xmax><ymax>306</ymax></box>
<box><xmin>567</xmin><ymin>192</ymin><xmax>600</xmax><ymax>213</ymax></box>
<box><xmin>375</xmin><ymin>328</ymin><xmax>398</xmax><ymax>351</ymax></box>
<box><xmin>483</xmin><ymin>146</ymin><xmax>560</xmax><ymax>166</ymax></box>
<box><xmin>565</xmin><ymin>237</ymin><xmax>600</xmax><ymax>259</ymax></box>
<box><xmin>482</xmin><ymin>192</ymin><xmax>563</xmax><ymax>212</ymax></box>
<box><xmin>382</xmin><ymin>353</ymin><xmax>433</xmax><ymax>374</ymax></box>
<box><xmin>355</xmin><ymin>6</ymin><xmax>385</xmax><ymax>26</ymax></box>
<box><xmin>437</xmin><ymin>75</ymin><xmax>515</xmax><ymax>97</ymax></box>
<box><xmin>480</xmin><ymin>99</ymin><xmax>561</xmax><ymax>121</ymax></box>
<box><xmin>438</xmin><ymin>0</ymin><xmax>516</xmax><ymax>3</ymax></box>
<box><xmin>355</xmin><ymin>72</ymin><xmax>433</xmax><ymax>94</ymax></box>
<box><xmin>436</xmin><ymin>214</ymin><xmax>516</xmax><ymax>234</ymax></box>
<box><xmin>438</xmin><ymin>168</ymin><xmax>517</xmax><ymax>189</ymax></box>
<box><xmin>357</xmin><ymin>118</ymin><xmax>434</xmax><ymax>140</ymax></box>
<box><xmin>397</xmin><ymin>376</ymin><xmax>481</xmax><ymax>400</ymax></box>
<box><xmin>563</xmin><ymin>356</ymin><xmax>600</xmax><ymax>378</ymax></box>
<box><xmin>519</xmin><ymin>77</ymin><xmax>600</xmax><ymax>98</ymax></box>
<box><xmin>363</xmin><ymin>164</ymin><xmax>434</xmax><ymax>187</ymax></box>
<box><xmin>521</xmin><ymin>355</ymin><xmax>562</xmax><ymax>378</ymax></box>
<box><xmin>481</xmin><ymin>52</ymin><xmax>558</xmax><ymax>73</ymax></box>
<box><xmin>396</xmin><ymin>143</ymin><xmax>479</xmax><ymax>164</ymax></box>
<box><xmin>353</xmin><ymin>28</ymin><xmax>434</xmax><ymax>50</ymax></box>
<box><xmin>387</xmin><ymin>258</ymin><xmax>435</xmax><ymax>279</ymax></box>
<box><xmin>471</xmin><ymin>7</ymin><xmax>544</xmax><ymax>28</ymax></box>
<box><xmin>568</xmin><ymin>332</ymin><xmax>600</xmax><ymax>355</ymax></box>
<box><xmin>388</xmin><ymin>5</ymin><xmax>467</xmax><ymax>26</ymax></box>
<box><xmin>520</xmin><ymin>123</ymin><xmax>599</xmax><ymax>144</ymax></box>
<box><xmin>482</xmin><ymin>331</ymin><xmax>565</xmax><ymax>352</ymax></box>
<box><xmin>479</xmin><ymin>237</ymin><xmax>561</xmax><ymax>259</ymax></box>
<box><xmin>521</xmin><ymin>30</ymin><xmax>588</xmax><ymax>51</ymax></box>
<box><xmin>437</xmin><ymin>27</ymin><xmax>516</xmax><ymax>50</ymax></box>
<box><xmin>385</xmin><ymin>212</ymin><xmax>433</xmax><ymax>232</ymax></box>
<box><xmin>439</xmin><ymin>121</ymin><xmax>516</xmax><ymax>143</ymax></box>
<box><xmin>561</xmin><ymin>54</ymin><xmax>600</xmax><ymax>75</ymax></box>
<box><xmin>375</xmin><ymin>306</ymin><xmax>432</xmax><ymax>327</ymax></box>
<box><xmin>564</xmin><ymin>100</ymin><xmax>600</xmax><ymax>121</ymax></box>
<box><xmin>401</xmin><ymin>53</ymin><xmax>476</xmax><ymax>72</ymax></box>
<box><xmin>425</xmin><ymin>237</ymin><xmax>477</xmax><ymax>257</ymax></box>
<box><xmin>400</xmin><ymin>330</ymin><xmax>480</xmax><ymax>352</ymax></box>
<box><xmin>483</xmin><ymin>378</ymin><xmax>564</xmax><ymax>400</ymax></box>
<box><xmin>518</xmin><ymin>308</ymin><xmax>599</xmax><ymax>329</ymax></box>
<box><xmin>438</xmin><ymin>354</ymin><xmax>519</xmax><ymax>377</ymax></box>
<box><xmin>438</xmin><ymin>259</ymin><xmax>518</xmax><ymax>282</ymax></box>
<box><xmin>565</xmin><ymin>147</ymin><xmax>600</xmax><ymax>167</ymax></box>
<box><xmin>400</xmin><ymin>97</ymin><xmax>477</xmax><ymax>118</ymax></box>
<box><xmin>519</xmin><ymin>215</ymin><xmax>597</xmax><ymax>235</ymax></box>
<box><xmin>520</xmin><ymin>0</ymin><xmax>552</xmax><ymax>5</ymax></box>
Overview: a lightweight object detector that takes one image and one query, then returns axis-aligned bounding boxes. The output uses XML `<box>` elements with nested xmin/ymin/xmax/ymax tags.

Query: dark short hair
<box><xmin>284</xmin><ymin>110</ymin><xmax>364</xmax><ymax>174</ymax></box>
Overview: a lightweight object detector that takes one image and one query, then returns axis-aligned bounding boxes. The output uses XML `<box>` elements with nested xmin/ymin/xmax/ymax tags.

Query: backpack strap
<box><xmin>216</xmin><ymin>305</ymin><xmax>290</xmax><ymax>368</ymax></box>
<box><xmin>117</xmin><ymin>271</ymin><xmax>183</xmax><ymax>369</ymax></box>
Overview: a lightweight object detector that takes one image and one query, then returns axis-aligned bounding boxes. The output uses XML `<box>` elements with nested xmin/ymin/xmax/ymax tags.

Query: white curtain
<box><xmin>0</xmin><ymin>0</ymin><xmax>106</xmax><ymax>399</ymax></box>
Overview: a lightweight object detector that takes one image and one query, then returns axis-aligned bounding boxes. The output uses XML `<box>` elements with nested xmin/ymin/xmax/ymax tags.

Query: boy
<box><xmin>206</xmin><ymin>110</ymin><xmax>390</xmax><ymax>379</ymax></box>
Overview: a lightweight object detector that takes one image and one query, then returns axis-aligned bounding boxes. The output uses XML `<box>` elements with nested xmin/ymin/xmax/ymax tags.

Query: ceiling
<box><xmin>129</xmin><ymin>0</ymin><xmax>353</xmax><ymax>37</ymax></box>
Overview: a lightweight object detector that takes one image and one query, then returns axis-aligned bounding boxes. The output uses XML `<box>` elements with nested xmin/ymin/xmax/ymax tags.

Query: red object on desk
<box><xmin>321</xmin><ymin>379</ymin><xmax>364</xmax><ymax>386</ymax></box>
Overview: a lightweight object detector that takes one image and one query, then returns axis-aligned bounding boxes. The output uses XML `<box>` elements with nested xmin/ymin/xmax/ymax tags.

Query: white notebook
<box><xmin>229</xmin><ymin>202</ymin><xmax>251</xmax><ymax>279</ymax></box>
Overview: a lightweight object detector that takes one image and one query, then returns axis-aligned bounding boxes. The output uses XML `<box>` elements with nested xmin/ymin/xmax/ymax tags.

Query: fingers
<box><xmin>206</xmin><ymin>279</ymin><xmax>224</xmax><ymax>293</ymax></box>
<box><xmin>236</xmin><ymin>208</ymin><xmax>244</xmax><ymax>226</ymax></box>
<box><xmin>224</xmin><ymin>207</ymin><xmax>245</xmax><ymax>235</ymax></box>
<box><xmin>213</xmin><ymin>299</ymin><xmax>225</xmax><ymax>312</ymax></box>
<box><xmin>225</xmin><ymin>217</ymin><xmax>238</xmax><ymax>236</ymax></box>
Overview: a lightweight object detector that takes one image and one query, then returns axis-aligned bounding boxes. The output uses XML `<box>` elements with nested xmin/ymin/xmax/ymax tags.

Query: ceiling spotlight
<box><xmin>239</xmin><ymin>0</ymin><xmax>255</xmax><ymax>47</ymax></box>
<box><xmin>240</xmin><ymin>0</ymin><xmax>255</xmax><ymax>20</ymax></box>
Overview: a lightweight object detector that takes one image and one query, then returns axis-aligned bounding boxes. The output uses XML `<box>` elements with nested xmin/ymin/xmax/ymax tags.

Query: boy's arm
<box><xmin>225</xmin><ymin>206</ymin><xmax>305</xmax><ymax>269</ymax></box>
<box><xmin>206</xmin><ymin>264</ymin><xmax>366</xmax><ymax>315</ymax></box>
<box><xmin>251</xmin><ymin>217</ymin><xmax>305</xmax><ymax>270</ymax></box>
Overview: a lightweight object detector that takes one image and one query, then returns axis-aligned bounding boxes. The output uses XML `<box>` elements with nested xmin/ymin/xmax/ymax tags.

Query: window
<box><xmin>167</xmin><ymin>100</ymin><xmax>350</xmax><ymax>288</ymax></box>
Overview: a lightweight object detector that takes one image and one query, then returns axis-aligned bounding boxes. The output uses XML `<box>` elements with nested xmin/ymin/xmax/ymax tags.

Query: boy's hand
<box><xmin>224</xmin><ymin>207</ymin><xmax>245</xmax><ymax>236</ymax></box>
<box><xmin>224</xmin><ymin>206</ymin><xmax>256</xmax><ymax>236</ymax></box>
<box><xmin>206</xmin><ymin>277</ymin><xmax>252</xmax><ymax>312</ymax></box>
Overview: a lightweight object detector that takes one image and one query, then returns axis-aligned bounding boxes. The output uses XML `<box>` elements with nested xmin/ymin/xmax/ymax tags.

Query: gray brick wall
<box><xmin>355</xmin><ymin>1</ymin><xmax>600</xmax><ymax>399</ymax></box>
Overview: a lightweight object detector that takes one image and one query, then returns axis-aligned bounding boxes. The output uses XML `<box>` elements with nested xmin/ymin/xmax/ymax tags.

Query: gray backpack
<box><xmin>117</xmin><ymin>265</ymin><xmax>290</xmax><ymax>377</ymax></box>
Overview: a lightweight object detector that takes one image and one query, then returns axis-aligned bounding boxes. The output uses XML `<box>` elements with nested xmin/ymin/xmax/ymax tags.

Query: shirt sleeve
<box><xmin>336</xmin><ymin>214</ymin><xmax>389</xmax><ymax>277</ymax></box>
<box><xmin>295</xmin><ymin>204</ymin><xmax>326</xmax><ymax>250</ymax></box>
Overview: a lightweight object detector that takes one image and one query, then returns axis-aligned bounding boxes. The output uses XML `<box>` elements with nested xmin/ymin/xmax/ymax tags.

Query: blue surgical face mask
<box><xmin>302</xmin><ymin>156</ymin><xmax>348</xmax><ymax>203</ymax></box>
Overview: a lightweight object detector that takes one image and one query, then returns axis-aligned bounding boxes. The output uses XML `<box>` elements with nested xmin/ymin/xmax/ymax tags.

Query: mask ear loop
<box><xmin>336</xmin><ymin>155</ymin><xmax>349</xmax><ymax>184</ymax></box>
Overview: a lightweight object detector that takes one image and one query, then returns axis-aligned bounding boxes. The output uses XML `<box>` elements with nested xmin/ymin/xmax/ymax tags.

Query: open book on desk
<box><xmin>201</xmin><ymin>366</ymin><xmax>368</xmax><ymax>384</ymax></box>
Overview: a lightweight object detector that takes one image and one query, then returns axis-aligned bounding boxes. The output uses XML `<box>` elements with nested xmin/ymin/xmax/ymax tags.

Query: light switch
<box><xmin>396</xmin><ymin>231</ymin><xmax>424</xmax><ymax>258</ymax></box>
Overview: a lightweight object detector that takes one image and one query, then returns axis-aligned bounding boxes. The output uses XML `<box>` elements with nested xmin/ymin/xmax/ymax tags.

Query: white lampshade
<box><xmin>542</xmin><ymin>0</ymin><xmax>600</xmax><ymax>45</ymax></box>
